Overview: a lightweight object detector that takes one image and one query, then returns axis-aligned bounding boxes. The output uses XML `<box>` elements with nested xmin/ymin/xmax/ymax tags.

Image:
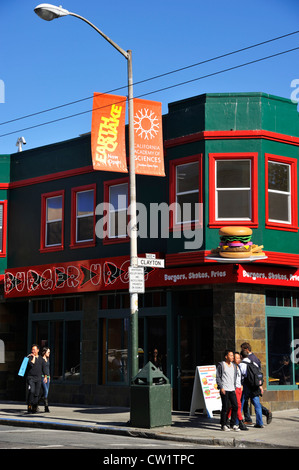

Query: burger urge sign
<box><xmin>208</xmin><ymin>227</ymin><xmax>266</xmax><ymax>261</ymax></box>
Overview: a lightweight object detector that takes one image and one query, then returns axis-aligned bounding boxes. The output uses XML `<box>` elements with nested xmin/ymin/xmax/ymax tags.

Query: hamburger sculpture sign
<box><xmin>207</xmin><ymin>227</ymin><xmax>267</xmax><ymax>262</ymax></box>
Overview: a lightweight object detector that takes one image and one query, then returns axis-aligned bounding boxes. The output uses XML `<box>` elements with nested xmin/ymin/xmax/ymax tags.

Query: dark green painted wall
<box><xmin>5</xmin><ymin>92</ymin><xmax>299</xmax><ymax>269</ymax></box>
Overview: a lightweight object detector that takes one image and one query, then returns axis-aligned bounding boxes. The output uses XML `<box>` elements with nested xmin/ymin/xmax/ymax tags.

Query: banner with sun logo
<box><xmin>133</xmin><ymin>98</ymin><xmax>165</xmax><ymax>177</ymax></box>
<box><xmin>91</xmin><ymin>93</ymin><xmax>128</xmax><ymax>173</ymax></box>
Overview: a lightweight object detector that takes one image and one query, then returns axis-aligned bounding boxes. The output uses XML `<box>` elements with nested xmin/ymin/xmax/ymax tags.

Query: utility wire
<box><xmin>0</xmin><ymin>45</ymin><xmax>299</xmax><ymax>138</ymax></box>
<box><xmin>0</xmin><ymin>30</ymin><xmax>298</xmax><ymax>127</ymax></box>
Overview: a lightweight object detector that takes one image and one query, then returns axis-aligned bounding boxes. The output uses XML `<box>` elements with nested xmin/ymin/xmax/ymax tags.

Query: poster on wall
<box><xmin>190</xmin><ymin>365</ymin><xmax>221</xmax><ymax>417</ymax></box>
<box><xmin>91</xmin><ymin>92</ymin><xmax>128</xmax><ymax>173</ymax></box>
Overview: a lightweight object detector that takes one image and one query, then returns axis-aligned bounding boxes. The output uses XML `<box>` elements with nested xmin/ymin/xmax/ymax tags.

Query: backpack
<box><xmin>243</xmin><ymin>360</ymin><xmax>264</xmax><ymax>388</ymax></box>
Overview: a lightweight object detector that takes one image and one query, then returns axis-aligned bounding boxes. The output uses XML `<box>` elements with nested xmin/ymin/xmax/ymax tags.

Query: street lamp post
<box><xmin>34</xmin><ymin>4</ymin><xmax>139</xmax><ymax>380</ymax></box>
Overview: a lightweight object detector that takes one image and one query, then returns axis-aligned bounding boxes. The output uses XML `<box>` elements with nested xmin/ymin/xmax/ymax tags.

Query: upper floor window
<box><xmin>169</xmin><ymin>155</ymin><xmax>202</xmax><ymax>230</ymax></box>
<box><xmin>103</xmin><ymin>178</ymin><xmax>129</xmax><ymax>243</ymax></box>
<box><xmin>265</xmin><ymin>154</ymin><xmax>298</xmax><ymax>231</ymax></box>
<box><xmin>0</xmin><ymin>200</ymin><xmax>7</xmax><ymax>257</ymax></box>
<box><xmin>40</xmin><ymin>191</ymin><xmax>64</xmax><ymax>252</ymax></box>
<box><xmin>209</xmin><ymin>153</ymin><xmax>258</xmax><ymax>227</ymax></box>
<box><xmin>71</xmin><ymin>184</ymin><xmax>96</xmax><ymax>248</ymax></box>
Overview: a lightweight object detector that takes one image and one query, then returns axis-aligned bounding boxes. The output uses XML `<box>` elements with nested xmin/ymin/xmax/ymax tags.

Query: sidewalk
<box><xmin>0</xmin><ymin>401</ymin><xmax>298</xmax><ymax>448</ymax></box>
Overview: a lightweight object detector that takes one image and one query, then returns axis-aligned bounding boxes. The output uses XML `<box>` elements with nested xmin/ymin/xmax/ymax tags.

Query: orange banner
<box><xmin>133</xmin><ymin>99</ymin><xmax>165</xmax><ymax>176</ymax></box>
<box><xmin>91</xmin><ymin>93</ymin><xmax>128</xmax><ymax>173</ymax></box>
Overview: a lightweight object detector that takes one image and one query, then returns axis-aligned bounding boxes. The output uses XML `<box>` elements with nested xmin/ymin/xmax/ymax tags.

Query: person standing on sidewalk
<box><xmin>240</xmin><ymin>342</ymin><xmax>272</xmax><ymax>425</ymax></box>
<box><xmin>216</xmin><ymin>349</ymin><xmax>240</xmax><ymax>432</ymax></box>
<box><xmin>41</xmin><ymin>347</ymin><xmax>51</xmax><ymax>413</ymax></box>
<box><xmin>226</xmin><ymin>352</ymin><xmax>248</xmax><ymax>431</ymax></box>
<box><xmin>26</xmin><ymin>344</ymin><xmax>43</xmax><ymax>413</ymax></box>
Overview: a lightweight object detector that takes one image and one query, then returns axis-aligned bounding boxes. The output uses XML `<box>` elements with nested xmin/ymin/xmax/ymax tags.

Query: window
<box><xmin>103</xmin><ymin>178</ymin><xmax>129</xmax><ymax>243</ymax></box>
<box><xmin>99</xmin><ymin>317</ymin><xmax>129</xmax><ymax>384</ymax></box>
<box><xmin>169</xmin><ymin>155</ymin><xmax>202</xmax><ymax>230</ymax></box>
<box><xmin>267</xmin><ymin>317</ymin><xmax>293</xmax><ymax>386</ymax></box>
<box><xmin>266</xmin><ymin>290</ymin><xmax>299</xmax><ymax>389</ymax></box>
<box><xmin>98</xmin><ymin>290</ymin><xmax>168</xmax><ymax>385</ymax></box>
<box><xmin>209</xmin><ymin>153</ymin><xmax>258</xmax><ymax>227</ymax></box>
<box><xmin>31</xmin><ymin>296</ymin><xmax>82</xmax><ymax>383</ymax></box>
<box><xmin>71</xmin><ymin>185</ymin><xmax>96</xmax><ymax>248</ymax></box>
<box><xmin>0</xmin><ymin>200</ymin><xmax>7</xmax><ymax>257</ymax></box>
<box><xmin>265</xmin><ymin>154</ymin><xmax>298</xmax><ymax>231</ymax></box>
<box><xmin>40</xmin><ymin>191</ymin><xmax>64</xmax><ymax>252</ymax></box>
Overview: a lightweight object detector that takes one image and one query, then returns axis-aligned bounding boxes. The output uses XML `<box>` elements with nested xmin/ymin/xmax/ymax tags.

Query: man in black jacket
<box><xmin>240</xmin><ymin>342</ymin><xmax>272</xmax><ymax>425</ymax></box>
<box><xmin>26</xmin><ymin>344</ymin><xmax>43</xmax><ymax>413</ymax></box>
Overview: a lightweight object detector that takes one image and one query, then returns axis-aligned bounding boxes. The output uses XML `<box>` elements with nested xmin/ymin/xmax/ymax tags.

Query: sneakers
<box><xmin>231</xmin><ymin>425</ymin><xmax>240</xmax><ymax>432</ymax></box>
<box><xmin>254</xmin><ymin>424</ymin><xmax>264</xmax><ymax>428</ymax></box>
<box><xmin>221</xmin><ymin>425</ymin><xmax>230</xmax><ymax>431</ymax></box>
<box><xmin>221</xmin><ymin>424</ymin><xmax>240</xmax><ymax>431</ymax></box>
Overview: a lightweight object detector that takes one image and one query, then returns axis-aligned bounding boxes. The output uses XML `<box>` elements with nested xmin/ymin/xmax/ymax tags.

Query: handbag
<box><xmin>18</xmin><ymin>357</ymin><xmax>29</xmax><ymax>377</ymax></box>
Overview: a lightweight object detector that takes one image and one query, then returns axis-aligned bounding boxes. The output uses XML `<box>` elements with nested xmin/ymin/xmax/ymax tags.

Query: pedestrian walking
<box><xmin>227</xmin><ymin>352</ymin><xmax>248</xmax><ymax>431</ymax></box>
<box><xmin>26</xmin><ymin>344</ymin><xmax>43</xmax><ymax>413</ymax></box>
<box><xmin>41</xmin><ymin>347</ymin><xmax>51</xmax><ymax>412</ymax></box>
<box><xmin>239</xmin><ymin>349</ymin><xmax>264</xmax><ymax>428</ymax></box>
<box><xmin>240</xmin><ymin>342</ymin><xmax>272</xmax><ymax>425</ymax></box>
<box><xmin>216</xmin><ymin>349</ymin><xmax>240</xmax><ymax>432</ymax></box>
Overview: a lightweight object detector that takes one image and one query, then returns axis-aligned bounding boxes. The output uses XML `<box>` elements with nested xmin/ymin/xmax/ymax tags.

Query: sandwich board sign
<box><xmin>190</xmin><ymin>365</ymin><xmax>222</xmax><ymax>417</ymax></box>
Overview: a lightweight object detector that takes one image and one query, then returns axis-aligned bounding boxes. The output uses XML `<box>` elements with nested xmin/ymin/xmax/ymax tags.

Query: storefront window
<box><xmin>107</xmin><ymin>318</ymin><xmax>128</xmax><ymax>383</ymax></box>
<box><xmin>293</xmin><ymin>318</ymin><xmax>299</xmax><ymax>384</ymax></box>
<box><xmin>267</xmin><ymin>317</ymin><xmax>293</xmax><ymax>386</ymax></box>
<box><xmin>64</xmin><ymin>321</ymin><xmax>81</xmax><ymax>381</ymax></box>
<box><xmin>50</xmin><ymin>320</ymin><xmax>63</xmax><ymax>380</ymax></box>
<box><xmin>98</xmin><ymin>291</ymin><xmax>168</xmax><ymax>385</ymax></box>
<box><xmin>266</xmin><ymin>291</ymin><xmax>299</xmax><ymax>388</ymax></box>
<box><xmin>30</xmin><ymin>296</ymin><xmax>82</xmax><ymax>383</ymax></box>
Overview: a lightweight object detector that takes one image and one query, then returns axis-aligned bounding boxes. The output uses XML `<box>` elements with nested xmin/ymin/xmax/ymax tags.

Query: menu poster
<box><xmin>190</xmin><ymin>365</ymin><xmax>222</xmax><ymax>418</ymax></box>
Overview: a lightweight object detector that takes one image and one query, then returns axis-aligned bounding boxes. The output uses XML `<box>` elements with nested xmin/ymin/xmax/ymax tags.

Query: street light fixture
<box><xmin>34</xmin><ymin>4</ymin><xmax>139</xmax><ymax>380</ymax></box>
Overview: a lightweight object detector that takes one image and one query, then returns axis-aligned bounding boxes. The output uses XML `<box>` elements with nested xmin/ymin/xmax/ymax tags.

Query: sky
<box><xmin>0</xmin><ymin>0</ymin><xmax>298</xmax><ymax>155</ymax></box>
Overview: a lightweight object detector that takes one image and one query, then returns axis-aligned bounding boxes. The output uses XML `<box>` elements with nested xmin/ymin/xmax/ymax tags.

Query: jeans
<box><xmin>42</xmin><ymin>378</ymin><xmax>50</xmax><ymax>399</ymax></box>
<box><xmin>241</xmin><ymin>386</ymin><xmax>263</xmax><ymax>426</ymax></box>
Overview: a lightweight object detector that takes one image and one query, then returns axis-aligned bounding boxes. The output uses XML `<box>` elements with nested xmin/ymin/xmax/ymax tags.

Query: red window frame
<box><xmin>40</xmin><ymin>190</ymin><xmax>65</xmax><ymax>253</ymax></box>
<box><xmin>265</xmin><ymin>154</ymin><xmax>298</xmax><ymax>232</ymax></box>
<box><xmin>70</xmin><ymin>184</ymin><xmax>96</xmax><ymax>249</ymax></box>
<box><xmin>209</xmin><ymin>152</ymin><xmax>258</xmax><ymax>228</ymax></box>
<box><xmin>0</xmin><ymin>200</ymin><xmax>8</xmax><ymax>258</ymax></box>
<box><xmin>169</xmin><ymin>154</ymin><xmax>203</xmax><ymax>232</ymax></box>
<box><xmin>103</xmin><ymin>178</ymin><xmax>130</xmax><ymax>245</ymax></box>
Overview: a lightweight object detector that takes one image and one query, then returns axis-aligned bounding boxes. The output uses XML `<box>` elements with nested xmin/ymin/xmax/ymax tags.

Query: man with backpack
<box><xmin>239</xmin><ymin>349</ymin><xmax>264</xmax><ymax>428</ymax></box>
<box><xmin>241</xmin><ymin>342</ymin><xmax>272</xmax><ymax>425</ymax></box>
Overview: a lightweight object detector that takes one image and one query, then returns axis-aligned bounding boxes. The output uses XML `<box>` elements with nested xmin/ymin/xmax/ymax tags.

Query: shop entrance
<box><xmin>174</xmin><ymin>290</ymin><xmax>213</xmax><ymax>411</ymax></box>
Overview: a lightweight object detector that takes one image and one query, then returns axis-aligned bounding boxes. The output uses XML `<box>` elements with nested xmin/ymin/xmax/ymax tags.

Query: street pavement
<box><xmin>0</xmin><ymin>401</ymin><xmax>298</xmax><ymax>449</ymax></box>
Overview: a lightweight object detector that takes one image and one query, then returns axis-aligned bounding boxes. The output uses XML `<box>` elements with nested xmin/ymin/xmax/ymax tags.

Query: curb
<box><xmin>0</xmin><ymin>416</ymin><xmax>297</xmax><ymax>449</ymax></box>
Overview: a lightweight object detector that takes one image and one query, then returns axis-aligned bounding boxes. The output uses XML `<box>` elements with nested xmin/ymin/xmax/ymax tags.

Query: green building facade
<box><xmin>0</xmin><ymin>92</ymin><xmax>298</xmax><ymax>411</ymax></box>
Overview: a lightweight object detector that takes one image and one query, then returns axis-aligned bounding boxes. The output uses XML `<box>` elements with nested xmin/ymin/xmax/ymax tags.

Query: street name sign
<box><xmin>137</xmin><ymin>254</ymin><xmax>165</xmax><ymax>268</ymax></box>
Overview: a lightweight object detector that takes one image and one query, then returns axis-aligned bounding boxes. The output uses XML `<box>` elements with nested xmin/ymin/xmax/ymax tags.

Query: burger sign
<box><xmin>209</xmin><ymin>227</ymin><xmax>266</xmax><ymax>262</ymax></box>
